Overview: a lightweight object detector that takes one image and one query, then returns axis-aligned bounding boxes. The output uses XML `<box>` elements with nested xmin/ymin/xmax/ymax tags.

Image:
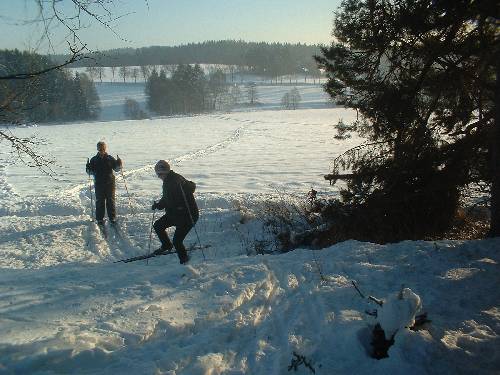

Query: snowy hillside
<box><xmin>0</xmin><ymin>94</ymin><xmax>499</xmax><ymax>373</ymax></box>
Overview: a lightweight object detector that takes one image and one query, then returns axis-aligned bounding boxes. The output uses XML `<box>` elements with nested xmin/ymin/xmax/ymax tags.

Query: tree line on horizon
<box><xmin>56</xmin><ymin>40</ymin><xmax>324</xmax><ymax>81</ymax></box>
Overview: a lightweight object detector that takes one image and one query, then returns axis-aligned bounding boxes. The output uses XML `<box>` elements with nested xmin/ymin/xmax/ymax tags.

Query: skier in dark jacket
<box><xmin>86</xmin><ymin>141</ymin><xmax>122</xmax><ymax>224</ymax></box>
<box><xmin>151</xmin><ymin>160</ymin><xmax>199</xmax><ymax>264</ymax></box>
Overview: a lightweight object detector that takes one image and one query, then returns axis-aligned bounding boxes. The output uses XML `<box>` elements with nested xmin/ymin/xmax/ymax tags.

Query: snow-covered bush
<box><xmin>375</xmin><ymin>288</ymin><xmax>422</xmax><ymax>338</ymax></box>
<box><xmin>365</xmin><ymin>288</ymin><xmax>423</xmax><ymax>359</ymax></box>
<box><xmin>231</xmin><ymin>192</ymin><xmax>323</xmax><ymax>254</ymax></box>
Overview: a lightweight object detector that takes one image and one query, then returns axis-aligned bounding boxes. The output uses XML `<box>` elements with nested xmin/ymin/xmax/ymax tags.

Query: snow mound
<box><xmin>376</xmin><ymin>288</ymin><xmax>422</xmax><ymax>338</ymax></box>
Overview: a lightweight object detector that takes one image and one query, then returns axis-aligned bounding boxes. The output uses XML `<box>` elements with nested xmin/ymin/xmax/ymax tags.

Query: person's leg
<box><xmin>153</xmin><ymin>214</ymin><xmax>174</xmax><ymax>250</ymax></box>
<box><xmin>172</xmin><ymin>221</ymin><xmax>194</xmax><ymax>264</ymax></box>
<box><xmin>94</xmin><ymin>185</ymin><xmax>105</xmax><ymax>223</ymax></box>
<box><xmin>106</xmin><ymin>183</ymin><xmax>117</xmax><ymax>222</ymax></box>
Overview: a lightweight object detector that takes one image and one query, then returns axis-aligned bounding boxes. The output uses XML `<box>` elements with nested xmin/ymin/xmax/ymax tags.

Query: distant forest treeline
<box><xmin>57</xmin><ymin>40</ymin><xmax>323</xmax><ymax>77</ymax></box>
<box><xmin>0</xmin><ymin>49</ymin><xmax>100</xmax><ymax>123</ymax></box>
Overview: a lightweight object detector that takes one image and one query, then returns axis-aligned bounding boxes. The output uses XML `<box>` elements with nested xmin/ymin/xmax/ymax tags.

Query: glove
<box><xmin>86</xmin><ymin>162</ymin><xmax>91</xmax><ymax>174</ymax></box>
<box><xmin>151</xmin><ymin>201</ymin><xmax>159</xmax><ymax>210</ymax></box>
<box><xmin>116</xmin><ymin>155</ymin><xmax>123</xmax><ymax>169</ymax></box>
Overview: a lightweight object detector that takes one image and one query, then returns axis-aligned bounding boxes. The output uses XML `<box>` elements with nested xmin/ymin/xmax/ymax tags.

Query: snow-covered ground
<box><xmin>0</xmin><ymin>87</ymin><xmax>499</xmax><ymax>374</ymax></box>
<box><xmin>94</xmin><ymin>82</ymin><xmax>332</xmax><ymax>121</ymax></box>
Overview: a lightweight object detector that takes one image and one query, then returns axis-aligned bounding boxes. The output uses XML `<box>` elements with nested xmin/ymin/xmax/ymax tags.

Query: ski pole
<box><xmin>179</xmin><ymin>182</ymin><xmax>206</xmax><ymax>260</ymax></box>
<box><xmin>146</xmin><ymin>208</ymin><xmax>156</xmax><ymax>265</ymax></box>
<box><xmin>87</xmin><ymin>158</ymin><xmax>95</xmax><ymax>221</ymax></box>
<box><xmin>118</xmin><ymin>155</ymin><xmax>134</xmax><ymax>214</ymax></box>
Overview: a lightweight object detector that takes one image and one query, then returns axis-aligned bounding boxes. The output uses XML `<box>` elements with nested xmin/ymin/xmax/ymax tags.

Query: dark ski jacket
<box><xmin>157</xmin><ymin>170</ymin><xmax>199</xmax><ymax>222</ymax></box>
<box><xmin>87</xmin><ymin>154</ymin><xmax>121</xmax><ymax>186</ymax></box>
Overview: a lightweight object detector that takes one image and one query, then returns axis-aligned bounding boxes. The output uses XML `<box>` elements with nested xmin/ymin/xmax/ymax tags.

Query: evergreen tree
<box><xmin>245</xmin><ymin>82</ymin><xmax>258</xmax><ymax>105</ymax></box>
<box><xmin>208</xmin><ymin>69</ymin><xmax>228</xmax><ymax>110</ymax></box>
<box><xmin>0</xmin><ymin>50</ymin><xmax>101</xmax><ymax>124</ymax></box>
<box><xmin>187</xmin><ymin>64</ymin><xmax>208</xmax><ymax>113</ymax></box>
<box><xmin>145</xmin><ymin>69</ymin><xmax>160</xmax><ymax>112</ymax></box>
<box><xmin>316</xmin><ymin>0</ymin><xmax>499</xmax><ymax>239</ymax></box>
<box><xmin>77</xmin><ymin>73</ymin><xmax>101</xmax><ymax>119</ymax></box>
<box><xmin>289</xmin><ymin>87</ymin><xmax>301</xmax><ymax>109</ymax></box>
<box><xmin>146</xmin><ymin>65</ymin><xmax>208</xmax><ymax>115</ymax></box>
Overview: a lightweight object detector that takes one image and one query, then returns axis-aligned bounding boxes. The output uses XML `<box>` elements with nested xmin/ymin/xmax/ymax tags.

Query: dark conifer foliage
<box><xmin>124</xmin><ymin>98</ymin><xmax>147</xmax><ymax>119</ymax></box>
<box><xmin>315</xmin><ymin>0</ymin><xmax>499</xmax><ymax>239</ymax></box>
<box><xmin>58</xmin><ymin>40</ymin><xmax>322</xmax><ymax>78</ymax></box>
<box><xmin>145</xmin><ymin>65</ymin><xmax>208</xmax><ymax>115</ymax></box>
<box><xmin>0</xmin><ymin>49</ymin><xmax>101</xmax><ymax>124</ymax></box>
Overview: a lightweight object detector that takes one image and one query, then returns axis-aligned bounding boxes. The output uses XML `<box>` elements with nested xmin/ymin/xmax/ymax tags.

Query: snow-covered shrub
<box><xmin>375</xmin><ymin>288</ymin><xmax>422</xmax><ymax>338</ymax></box>
<box><xmin>254</xmin><ymin>191</ymin><xmax>331</xmax><ymax>252</ymax></box>
<box><xmin>230</xmin><ymin>191</ymin><xmax>342</xmax><ymax>254</ymax></box>
<box><xmin>231</xmin><ymin>198</ymin><xmax>257</xmax><ymax>224</ymax></box>
<box><xmin>230</xmin><ymin>192</ymin><xmax>323</xmax><ymax>254</ymax></box>
<box><xmin>365</xmin><ymin>288</ymin><xmax>423</xmax><ymax>359</ymax></box>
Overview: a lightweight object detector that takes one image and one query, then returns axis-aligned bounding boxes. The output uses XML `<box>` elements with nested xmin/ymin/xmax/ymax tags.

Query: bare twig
<box><xmin>311</xmin><ymin>250</ymin><xmax>327</xmax><ymax>282</ymax></box>
<box><xmin>0</xmin><ymin>129</ymin><xmax>56</xmax><ymax>176</ymax></box>
<box><xmin>368</xmin><ymin>295</ymin><xmax>384</xmax><ymax>307</ymax></box>
<box><xmin>352</xmin><ymin>280</ymin><xmax>365</xmax><ymax>299</ymax></box>
<box><xmin>288</xmin><ymin>352</ymin><xmax>316</xmax><ymax>374</ymax></box>
<box><xmin>352</xmin><ymin>281</ymin><xmax>383</xmax><ymax>307</ymax></box>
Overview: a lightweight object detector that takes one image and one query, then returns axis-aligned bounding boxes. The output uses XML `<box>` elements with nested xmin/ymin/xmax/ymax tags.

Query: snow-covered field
<box><xmin>0</xmin><ymin>85</ymin><xmax>499</xmax><ymax>374</ymax></box>
<box><xmin>94</xmin><ymin>82</ymin><xmax>332</xmax><ymax>121</ymax></box>
<box><xmin>73</xmin><ymin>66</ymin><xmax>332</xmax><ymax>121</ymax></box>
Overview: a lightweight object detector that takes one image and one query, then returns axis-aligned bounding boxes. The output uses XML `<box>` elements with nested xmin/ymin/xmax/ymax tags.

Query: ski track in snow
<box><xmin>62</xmin><ymin>122</ymin><xmax>246</xmax><ymax>197</ymax></box>
<box><xmin>1</xmin><ymin>114</ymin><xmax>281</xmax><ymax>269</ymax></box>
<box><xmin>1</xmin><ymin>110</ymin><xmax>326</xmax><ymax>268</ymax></box>
<box><xmin>211</xmin><ymin>113</ymin><xmax>334</xmax><ymax>127</ymax></box>
<box><xmin>0</xmin><ymin>121</ymin><xmax>249</xmax><ymax>268</ymax></box>
<box><xmin>114</xmin><ymin>123</ymin><xmax>246</xmax><ymax>182</ymax></box>
<box><xmin>0</xmin><ymin>254</ymin><xmax>339</xmax><ymax>373</ymax></box>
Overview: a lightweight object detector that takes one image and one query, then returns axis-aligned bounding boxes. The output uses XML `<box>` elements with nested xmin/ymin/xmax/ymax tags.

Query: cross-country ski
<box><xmin>114</xmin><ymin>250</ymin><xmax>173</xmax><ymax>263</ymax></box>
<box><xmin>114</xmin><ymin>244</ymin><xmax>211</xmax><ymax>263</ymax></box>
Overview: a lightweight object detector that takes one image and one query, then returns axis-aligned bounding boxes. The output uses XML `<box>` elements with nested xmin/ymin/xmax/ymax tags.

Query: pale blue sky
<box><xmin>0</xmin><ymin>0</ymin><xmax>341</xmax><ymax>53</ymax></box>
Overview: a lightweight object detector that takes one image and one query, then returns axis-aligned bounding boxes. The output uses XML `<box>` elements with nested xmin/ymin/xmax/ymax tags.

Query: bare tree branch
<box><xmin>0</xmin><ymin>129</ymin><xmax>56</xmax><ymax>176</ymax></box>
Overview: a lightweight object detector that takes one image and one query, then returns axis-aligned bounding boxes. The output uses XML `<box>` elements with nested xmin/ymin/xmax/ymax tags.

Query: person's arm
<box><xmin>111</xmin><ymin>155</ymin><xmax>122</xmax><ymax>172</ymax></box>
<box><xmin>154</xmin><ymin>181</ymin><xmax>169</xmax><ymax>210</ymax></box>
